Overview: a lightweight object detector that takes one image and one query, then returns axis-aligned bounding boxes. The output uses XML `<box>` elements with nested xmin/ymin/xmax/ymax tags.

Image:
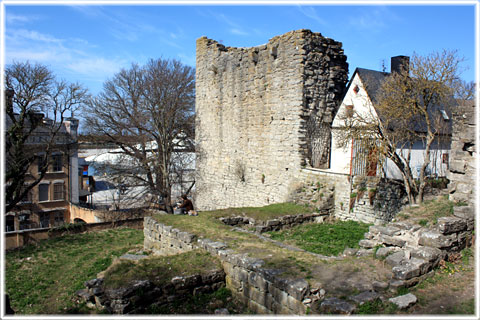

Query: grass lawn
<box><xmin>103</xmin><ymin>249</ymin><xmax>222</xmax><ymax>289</ymax></box>
<box><xmin>152</xmin><ymin>203</ymin><xmax>392</xmax><ymax>289</ymax></box>
<box><xmin>5</xmin><ymin>228</ymin><xmax>144</xmax><ymax>314</ymax></box>
<box><xmin>394</xmin><ymin>195</ymin><xmax>462</xmax><ymax>227</ymax></box>
<box><xmin>266</xmin><ymin>220</ymin><xmax>371</xmax><ymax>256</ymax></box>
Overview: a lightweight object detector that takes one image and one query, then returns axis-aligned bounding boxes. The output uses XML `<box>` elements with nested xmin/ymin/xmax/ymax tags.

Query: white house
<box><xmin>330</xmin><ymin>56</ymin><xmax>451</xmax><ymax>180</ymax></box>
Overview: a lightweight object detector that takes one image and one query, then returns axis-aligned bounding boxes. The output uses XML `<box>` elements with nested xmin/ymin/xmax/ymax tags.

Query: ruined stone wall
<box><xmin>195</xmin><ymin>30</ymin><xmax>348</xmax><ymax>211</ymax></box>
<box><xmin>448</xmin><ymin>101</ymin><xmax>476</xmax><ymax>206</ymax></box>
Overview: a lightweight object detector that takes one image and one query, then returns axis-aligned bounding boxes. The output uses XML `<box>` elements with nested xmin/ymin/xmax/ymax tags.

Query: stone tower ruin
<box><xmin>195</xmin><ymin>29</ymin><xmax>348</xmax><ymax>210</ymax></box>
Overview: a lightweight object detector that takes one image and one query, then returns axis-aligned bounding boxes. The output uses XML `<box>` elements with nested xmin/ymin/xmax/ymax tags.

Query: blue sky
<box><xmin>3</xmin><ymin>3</ymin><xmax>477</xmax><ymax>96</ymax></box>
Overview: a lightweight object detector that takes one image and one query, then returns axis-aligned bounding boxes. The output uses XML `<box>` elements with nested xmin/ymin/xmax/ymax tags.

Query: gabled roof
<box><xmin>343</xmin><ymin>67</ymin><xmax>452</xmax><ymax>135</ymax></box>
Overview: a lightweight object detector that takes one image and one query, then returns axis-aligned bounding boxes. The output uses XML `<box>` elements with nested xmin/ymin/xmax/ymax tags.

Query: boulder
<box><xmin>418</xmin><ymin>230</ymin><xmax>457</xmax><ymax>249</ymax></box>
<box><xmin>388</xmin><ymin>293</ymin><xmax>417</xmax><ymax>309</ymax></box>
<box><xmin>319</xmin><ymin>297</ymin><xmax>355</xmax><ymax>315</ymax></box>
<box><xmin>385</xmin><ymin>251</ymin><xmax>405</xmax><ymax>267</ymax></box>
<box><xmin>349</xmin><ymin>291</ymin><xmax>379</xmax><ymax>305</ymax></box>
<box><xmin>436</xmin><ymin>217</ymin><xmax>467</xmax><ymax>234</ymax></box>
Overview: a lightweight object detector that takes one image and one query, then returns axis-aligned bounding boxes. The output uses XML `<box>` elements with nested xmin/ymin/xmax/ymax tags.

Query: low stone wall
<box><xmin>144</xmin><ymin>217</ymin><xmax>198</xmax><ymax>255</ymax></box>
<box><xmin>297</xmin><ymin>169</ymin><xmax>406</xmax><ymax>224</ymax></box>
<box><xmin>358</xmin><ymin>211</ymin><xmax>474</xmax><ymax>288</ymax></box>
<box><xmin>143</xmin><ymin>217</ymin><xmax>319</xmax><ymax>314</ymax></box>
<box><xmin>220</xmin><ymin>212</ymin><xmax>329</xmax><ymax>233</ymax></box>
<box><xmin>78</xmin><ymin>270</ymin><xmax>225</xmax><ymax>314</ymax></box>
<box><xmin>344</xmin><ymin>176</ymin><xmax>406</xmax><ymax>224</ymax></box>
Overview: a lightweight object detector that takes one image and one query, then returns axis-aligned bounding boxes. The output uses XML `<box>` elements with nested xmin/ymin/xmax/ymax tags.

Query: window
<box><xmin>53</xmin><ymin>183</ymin><xmax>64</xmax><ymax>200</ymax></box>
<box><xmin>37</xmin><ymin>155</ymin><xmax>47</xmax><ymax>173</ymax></box>
<box><xmin>6</xmin><ymin>216</ymin><xmax>15</xmax><ymax>232</ymax></box>
<box><xmin>39</xmin><ymin>213</ymin><xmax>50</xmax><ymax>228</ymax></box>
<box><xmin>346</xmin><ymin>105</ymin><xmax>354</xmax><ymax>118</ymax></box>
<box><xmin>19</xmin><ymin>214</ymin><xmax>31</xmax><ymax>230</ymax></box>
<box><xmin>39</xmin><ymin>184</ymin><xmax>49</xmax><ymax>202</ymax></box>
<box><xmin>52</xmin><ymin>154</ymin><xmax>63</xmax><ymax>172</ymax></box>
<box><xmin>54</xmin><ymin>212</ymin><xmax>64</xmax><ymax>226</ymax></box>
<box><xmin>21</xmin><ymin>187</ymin><xmax>32</xmax><ymax>203</ymax></box>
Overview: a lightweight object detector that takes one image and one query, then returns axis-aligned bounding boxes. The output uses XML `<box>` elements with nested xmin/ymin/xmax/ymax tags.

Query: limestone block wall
<box><xmin>195</xmin><ymin>29</ymin><xmax>348</xmax><ymax>211</ymax></box>
<box><xmin>448</xmin><ymin>101</ymin><xmax>476</xmax><ymax>206</ymax></box>
<box><xmin>296</xmin><ymin>169</ymin><xmax>405</xmax><ymax>224</ymax></box>
<box><xmin>143</xmin><ymin>217</ymin><xmax>197</xmax><ymax>255</ymax></box>
<box><xmin>358</xmin><ymin>213</ymin><xmax>474</xmax><ymax>288</ymax></box>
<box><xmin>143</xmin><ymin>217</ymin><xmax>318</xmax><ymax>314</ymax></box>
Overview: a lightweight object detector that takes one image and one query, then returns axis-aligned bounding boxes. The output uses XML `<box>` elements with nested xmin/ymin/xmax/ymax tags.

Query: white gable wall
<box><xmin>331</xmin><ymin>73</ymin><xmax>378</xmax><ymax>174</ymax></box>
<box><xmin>330</xmin><ymin>72</ymin><xmax>450</xmax><ymax>179</ymax></box>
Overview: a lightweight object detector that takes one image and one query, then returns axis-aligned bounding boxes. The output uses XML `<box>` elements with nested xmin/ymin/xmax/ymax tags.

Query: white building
<box><xmin>330</xmin><ymin>56</ymin><xmax>451</xmax><ymax>180</ymax></box>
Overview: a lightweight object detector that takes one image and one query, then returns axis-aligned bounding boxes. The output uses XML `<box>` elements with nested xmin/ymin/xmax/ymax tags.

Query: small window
<box><xmin>54</xmin><ymin>212</ymin><xmax>64</xmax><ymax>226</ymax></box>
<box><xmin>53</xmin><ymin>183</ymin><xmax>64</xmax><ymax>200</ymax></box>
<box><xmin>39</xmin><ymin>213</ymin><xmax>50</xmax><ymax>228</ymax></box>
<box><xmin>39</xmin><ymin>184</ymin><xmax>49</xmax><ymax>202</ymax></box>
<box><xmin>19</xmin><ymin>214</ymin><xmax>31</xmax><ymax>230</ymax></box>
<box><xmin>37</xmin><ymin>155</ymin><xmax>47</xmax><ymax>173</ymax></box>
<box><xmin>346</xmin><ymin>105</ymin><xmax>354</xmax><ymax>118</ymax></box>
<box><xmin>21</xmin><ymin>187</ymin><xmax>32</xmax><ymax>203</ymax></box>
<box><xmin>52</xmin><ymin>154</ymin><xmax>63</xmax><ymax>172</ymax></box>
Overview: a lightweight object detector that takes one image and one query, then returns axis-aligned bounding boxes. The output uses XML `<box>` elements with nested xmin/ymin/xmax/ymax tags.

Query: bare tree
<box><xmin>336</xmin><ymin>50</ymin><xmax>463</xmax><ymax>204</ymax></box>
<box><xmin>84</xmin><ymin>58</ymin><xmax>195</xmax><ymax>212</ymax></box>
<box><xmin>5</xmin><ymin>61</ymin><xmax>89</xmax><ymax>212</ymax></box>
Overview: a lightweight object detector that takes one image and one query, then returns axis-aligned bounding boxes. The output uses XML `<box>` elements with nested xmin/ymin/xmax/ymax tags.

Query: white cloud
<box><xmin>5</xmin><ymin>27</ymin><xmax>127</xmax><ymax>92</ymax></box>
<box><xmin>67</xmin><ymin>58</ymin><xmax>126</xmax><ymax>77</ymax></box>
<box><xmin>208</xmin><ymin>11</ymin><xmax>250</xmax><ymax>36</ymax></box>
<box><xmin>348</xmin><ymin>7</ymin><xmax>401</xmax><ymax>32</ymax></box>
<box><xmin>230</xmin><ymin>28</ymin><xmax>248</xmax><ymax>36</ymax></box>
<box><xmin>6</xmin><ymin>13</ymin><xmax>30</xmax><ymax>24</ymax></box>
<box><xmin>297</xmin><ymin>6</ymin><xmax>327</xmax><ymax>26</ymax></box>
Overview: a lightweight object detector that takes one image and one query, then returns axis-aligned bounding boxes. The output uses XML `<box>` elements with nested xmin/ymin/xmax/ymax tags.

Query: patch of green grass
<box><xmin>102</xmin><ymin>249</ymin><xmax>222</xmax><ymax>289</ymax></box>
<box><xmin>5</xmin><ymin>228</ymin><xmax>144</xmax><ymax>314</ymax></box>
<box><xmin>355</xmin><ymin>299</ymin><xmax>398</xmax><ymax>315</ymax></box>
<box><xmin>267</xmin><ymin>220</ymin><xmax>371</xmax><ymax>256</ymax></box>
<box><xmin>397</xmin><ymin>195</ymin><xmax>454</xmax><ymax>225</ymax></box>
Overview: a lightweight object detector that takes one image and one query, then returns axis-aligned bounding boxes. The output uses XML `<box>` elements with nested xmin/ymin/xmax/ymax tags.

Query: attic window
<box><xmin>440</xmin><ymin>109</ymin><xmax>449</xmax><ymax>121</ymax></box>
<box><xmin>353</xmin><ymin>85</ymin><xmax>360</xmax><ymax>94</ymax></box>
<box><xmin>346</xmin><ymin>105</ymin><xmax>354</xmax><ymax>117</ymax></box>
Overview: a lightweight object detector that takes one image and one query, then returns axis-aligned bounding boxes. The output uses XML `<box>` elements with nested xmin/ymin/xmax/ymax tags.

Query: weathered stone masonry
<box><xmin>195</xmin><ymin>30</ymin><xmax>348</xmax><ymax>211</ymax></box>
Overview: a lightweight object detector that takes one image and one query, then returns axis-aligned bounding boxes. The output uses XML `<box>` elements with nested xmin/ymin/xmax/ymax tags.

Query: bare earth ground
<box><xmin>407</xmin><ymin>249</ymin><xmax>475</xmax><ymax>315</ymax></box>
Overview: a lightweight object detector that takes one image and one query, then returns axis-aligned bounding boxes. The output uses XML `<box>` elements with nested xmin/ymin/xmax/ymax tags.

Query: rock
<box><xmin>343</xmin><ymin>248</ymin><xmax>358</xmax><ymax>256</ymax></box>
<box><xmin>436</xmin><ymin>217</ymin><xmax>467</xmax><ymax>234</ymax></box>
<box><xmin>385</xmin><ymin>251</ymin><xmax>405</xmax><ymax>267</ymax></box>
<box><xmin>359</xmin><ymin>239</ymin><xmax>378</xmax><ymax>249</ymax></box>
<box><xmin>286</xmin><ymin>279</ymin><xmax>309</xmax><ymax>300</ymax></box>
<box><xmin>303</xmin><ymin>298</ymin><xmax>312</xmax><ymax>304</ymax></box>
<box><xmin>320</xmin><ymin>297</ymin><xmax>355</xmax><ymax>315</ymax></box>
<box><xmin>355</xmin><ymin>248</ymin><xmax>374</xmax><ymax>257</ymax></box>
<box><xmin>388</xmin><ymin>293</ymin><xmax>417</xmax><ymax>309</ymax></box>
<box><xmin>76</xmin><ymin>289</ymin><xmax>93</xmax><ymax>302</ymax></box>
<box><xmin>372</xmin><ymin>281</ymin><xmax>389</xmax><ymax>292</ymax></box>
<box><xmin>214</xmin><ymin>308</ymin><xmax>229</xmax><ymax>315</ymax></box>
<box><xmin>375</xmin><ymin>246</ymin><xmax>397</xmax><ymax>258</ymax></box>
<box><xmin>418</xmin><ymin>230</ymin><xmax>457</xmax><ymax>249</ymax></box>
<box><xmin>410</xmin><ymin>246</ymin><xmax>444</xmax><ymax>262</ymax></box>
<box><xmin>378</xmin><ymin>234</ymin><xmax>406</xmax><ymax>247</ymax></box>
<box><xmin>388</xmin><ymin>280</ymin><xmax>405</xmax><ymax>291</ymax></box>
<box><xmin>370</xmin><ymin>225</ymin><xmax>401</xmax><ymax>236</ymax></box>
<box><xmin>349</xmin><ymin>291</ymin><xmax>379</xmax><ymax>305</ymax></box>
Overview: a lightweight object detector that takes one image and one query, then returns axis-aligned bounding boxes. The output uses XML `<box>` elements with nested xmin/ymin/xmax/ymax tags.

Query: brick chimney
<box><xmin>391</xmin><ymin>55</ymin><xmax>409</xmax><ymax>74</ymax></box>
